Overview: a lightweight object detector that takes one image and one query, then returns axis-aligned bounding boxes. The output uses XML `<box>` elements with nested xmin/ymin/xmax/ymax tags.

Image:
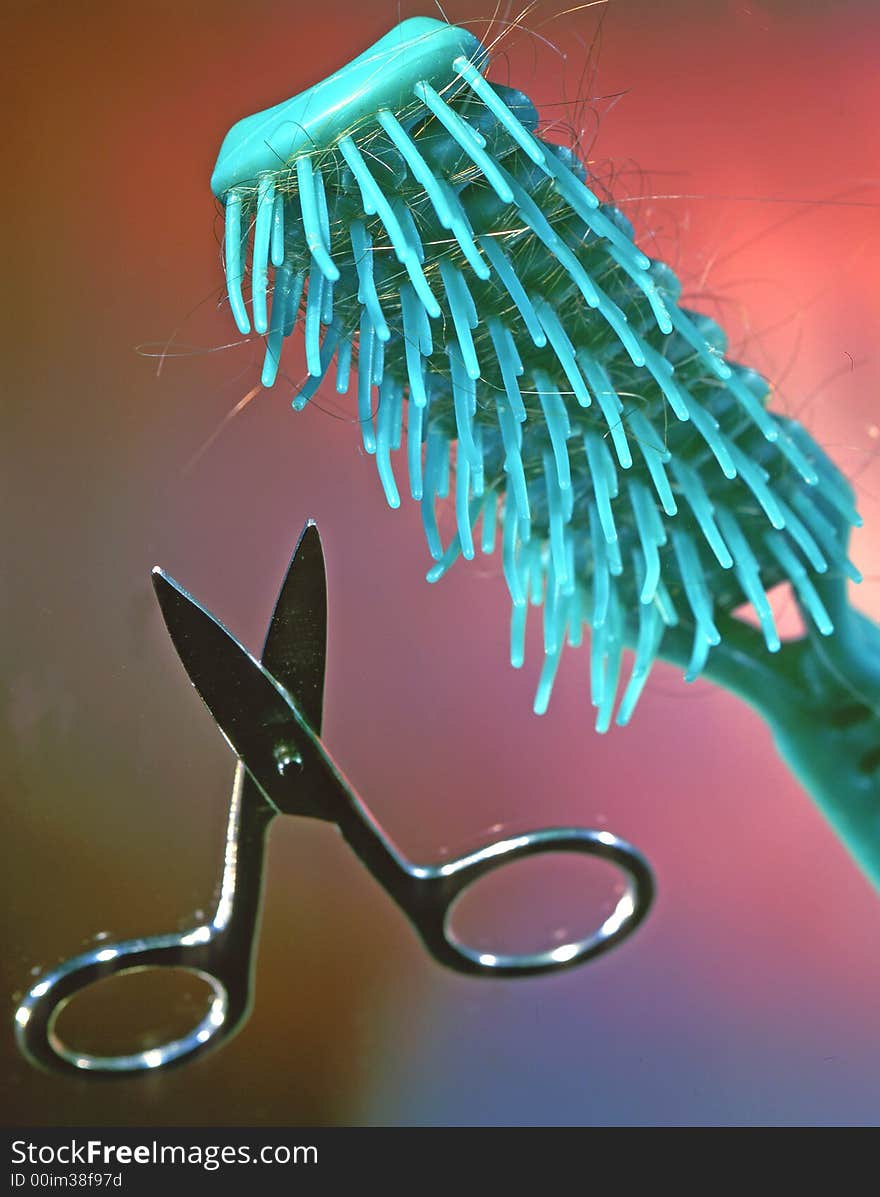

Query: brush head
<box><xmin>211</xmin><ymin>18</ymin><xmax>484</xmax><ymax>198</ymax></box>
<box><xmin>210</xmin><ymin>19</ymin><xmax>862</xmax><ymax>729</ymax></box>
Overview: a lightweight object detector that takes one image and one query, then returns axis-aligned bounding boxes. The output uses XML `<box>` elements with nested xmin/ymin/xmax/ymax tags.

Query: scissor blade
<box><xmin>152</xmin><ymin>569</ymin><xmax>334</xmax><ymax>819</ymax></box>
<box><xmin>260</xmin><ymin>520</ymin><xmax>327</xmax><ymax>736</ymax></box>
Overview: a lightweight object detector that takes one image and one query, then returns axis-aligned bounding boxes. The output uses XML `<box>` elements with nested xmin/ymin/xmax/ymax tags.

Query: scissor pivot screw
<box><xmin>274</xmin><ymin>744</ymin><xmax>303</xmax><ymax>774</ymax></box>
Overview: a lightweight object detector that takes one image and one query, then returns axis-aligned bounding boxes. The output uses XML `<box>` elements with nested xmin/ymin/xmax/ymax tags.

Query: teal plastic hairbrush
<box><xmin>211</xmin><ymin>17</ymin><xmax>880</xmax><ymax>890</ymax></box>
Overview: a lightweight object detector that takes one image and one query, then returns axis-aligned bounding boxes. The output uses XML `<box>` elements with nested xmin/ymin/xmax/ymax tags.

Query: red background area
<box><xmin>4</xmin><ymin>0</ymin><xmax>879</xmax><ymax>1124</ymax></box>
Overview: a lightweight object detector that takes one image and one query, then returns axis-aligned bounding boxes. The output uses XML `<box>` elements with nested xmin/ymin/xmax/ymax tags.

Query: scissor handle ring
<box><xmin>423</xmin><ymin>827</ymin><xmax>654</xmax><ymax>977</ymax></box>
<box><xmin>14</xmin><ymin>933</ymin><xmax>235</xmax><ymax>1077</ymax></box>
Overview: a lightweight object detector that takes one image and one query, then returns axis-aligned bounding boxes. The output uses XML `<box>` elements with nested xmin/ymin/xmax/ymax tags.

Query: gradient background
<box><xmin>4</xmin><ymin>0</ymin><xmax>879</xmax><ymax>1126</ymax></box>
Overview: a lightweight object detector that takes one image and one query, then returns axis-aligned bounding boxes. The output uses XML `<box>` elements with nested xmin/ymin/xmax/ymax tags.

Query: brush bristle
<box><xmin>213</xmin><ymin>29</ymin><xmax>862</xmax><ymax>728</ymax></box>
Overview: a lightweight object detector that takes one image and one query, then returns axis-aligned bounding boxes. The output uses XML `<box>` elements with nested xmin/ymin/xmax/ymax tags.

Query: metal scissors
<box><xmin>15</xmin><ymin>522</ymin><xmax>654</xmax><ymax>1076</ymax></box>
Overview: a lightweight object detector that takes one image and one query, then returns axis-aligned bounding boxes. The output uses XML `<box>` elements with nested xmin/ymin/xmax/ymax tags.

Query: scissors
<box><xmin>15</xmin><ymin>521</ymin><xmax>654</xmax><ymax>1076</ymax></box>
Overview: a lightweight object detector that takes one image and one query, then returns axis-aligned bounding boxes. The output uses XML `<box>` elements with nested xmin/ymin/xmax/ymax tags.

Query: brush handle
<box><xmin>676</xmin><ymin>590</ymin><xmax>880</xmax><ymax>892</ymax></box>
<box><xmin>759</xmin><ymin>607</ymin><xmax>880</xmax><ymax>890</ymax></box>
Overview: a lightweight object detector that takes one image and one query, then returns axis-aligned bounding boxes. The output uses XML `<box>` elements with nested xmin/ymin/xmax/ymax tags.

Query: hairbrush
<box><xmin>210</xmin><ymin>17</ymin><xmax>880</xmax><ymax>889</ymax></box>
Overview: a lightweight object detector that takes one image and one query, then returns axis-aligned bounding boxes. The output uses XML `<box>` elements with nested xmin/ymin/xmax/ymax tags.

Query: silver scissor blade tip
<box><xmin>151</xmin><ymin>565</ymin><xmax>175</xmax><ymax>589</ymax></box>
<box><xmin>151</xmin><ymin>569</ymin><xmax>222</xmax><ymax>671</ymax></box>
<box><xmin>150</xmin><ymin>564</ymin><xmax>320</xmax><ymax>815</ymax></box>
<box><xmin>151</xmin><ymin>567</ymin><xmax>193</xmax><ymax>619</ymax></box>
<box><xmin>261</xmin><ymin>519</ymin><xmax>328</xmax><ymax>736</ymax></box>
<box><xmin>297</xmin><ymin>520</ymin><xmax>322</xmax><ymax>554</ymax></box>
